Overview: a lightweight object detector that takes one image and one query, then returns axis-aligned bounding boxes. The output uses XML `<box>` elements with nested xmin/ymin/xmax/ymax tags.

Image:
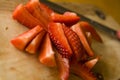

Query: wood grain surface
<box><xmin>0</xmin><ymin>0</ymin><xmax>120</xmax><ymax>80</ymax></box>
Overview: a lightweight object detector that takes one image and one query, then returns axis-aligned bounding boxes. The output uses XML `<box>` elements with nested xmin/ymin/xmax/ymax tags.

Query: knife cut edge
<box><xmin>40</xmin><ymin>0</ymin><xmax>120</xmax><ymax>40</ymax></box>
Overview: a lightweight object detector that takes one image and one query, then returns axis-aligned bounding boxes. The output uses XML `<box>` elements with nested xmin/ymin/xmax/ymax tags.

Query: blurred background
<box><xmin>50</xmin><ymin>0</ymin><xmax>120</xmax><ymax>24</ymax></box>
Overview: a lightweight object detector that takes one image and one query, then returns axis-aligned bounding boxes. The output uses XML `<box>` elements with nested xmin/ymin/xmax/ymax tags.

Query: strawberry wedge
<box><xmin>56</xmin><ymin>51</ymin><xmax>69</xmax><ymax>80</ymax></box>
<box><xmin>39</xmin><ymin>34</ymin><xmax>56</xmax><ymax>67</ymax></box>
<box><xmin>25</xmin><ymin>29</ymin><xmax>46</xmax><ymax>54</ymax></box>
<box><xmin>51</xmin><ymin>12</ymin><xmax>80</xmax><ymax>26</ymax></box>
<box><xmin>85</xmin><ymin>32</ymin><xmax>92</xmax><ymax>46</ymax></box>
<box><xmin>25</xmin><ymin>0</ymin><xmax>52</xmax><ymax>30</ymax></box>
<box><xmin>79</xmin><ymin>21</ymin><xmax>103</xmax><ymax>43</ymax></box>
<box><xmin>70</xmin><ymin>62</ymin><xmax>97</xmax><ymax>80</ymax></box>
<box><xmin>62</xmin><ymin>24</ymin><xmax>85</xmax><ymax>61</ymax></box>
<box><xmin>13</xmin><ymin>4</ymin><xmax>44</xmax><ymax>29</ymax></box>
<box><xmin>11</xmin><ymin>25</ymin><xmax>43</xmax><ymax>50</ymax></box>
<box><xmin>84</xmin><ymin>56</ymin><xmax>99</xmax><ymax>71</ymax></box>
<box><xmin>71</xmin><ymin>23</ymin><xmax>94</xmax><ymax>57</ymax></box>
<box><xmin>48</xmin><ymin>22</ymin><xmax>73</xmax><ymax>58</ymax></box>
<box><xmin>38</xmin><ymin>0</ymin><xmax>53</xmax><ymax>15</ymax></box>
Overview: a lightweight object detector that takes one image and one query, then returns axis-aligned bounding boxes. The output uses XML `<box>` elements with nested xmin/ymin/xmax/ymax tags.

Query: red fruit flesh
<box><xmin>63</xmin><ymin>12</ymin><xmax>78</xmax><ymax>16</ymax></box>
<box><xmin>39</xmin><ymin>34</ymin><xmax>56</xmax><ymax>67</ymax></box>
<box><xmin>62</xmin><ymin>24</ymin><xmax>85</xmax><ymax>61</ymax></box>
<box><xmin>55</xmin><ymin>51</ymin><xmax>69</xmax><ymax>80</ymax></box>
<box><xmin>86</xmin><ymin>32</ymin><xmax>92</xmax><ymax>46</ymax></box>
<box><xmin>51</xmin><ymin>12</ymin><xmax>80</xmax><ymax>26</ymax></box>
<box><xmin>25</xmin><ymin>29</ymin><xmax>46</xmax><ymax>54</ymax></box>
<box><xmin>48</xmin><ymin>22</ymin><xmax>73</xmax><ymax>58</ymax></box>
<box><xmin>11</xmin><ymin>25</ymin><xmax>43</xmax><ymax>50</ymax></box>
<box><xmin>25</xmin><ymin>0</ymin><xmax>51</xmax><ymax>30</ymax></box>
<box><xmin>84</xmin><ymin>57</ymin><xmax>99</xmax><ymax>71</ymax></box>
<box><xmin>80</xmin><ymin>52</ymin><xmax>88</xmax><ymax>62</ymax></box>
<box><xmin>70</xmin><ymin>62</ymin><xmax>97</xmax><ymax>80</ymax></box>
<box><xmin>12</xmin><ymin>4</ymin><xmax>43</xmax><ymax>29</ymax></box>
<box><xmin>11</xmin><ymin>1</ymin><xmax>102</xmax><ymax>80</ymax></box>
<box><xmin>71</xmin><ymin>23</ymin><xmax>94</xmax><ymax>57</ymax></box>
<box><xmin>39</xmin><ymin>1</ymin><xmax>53</xmax><ymax>15</ymax></box>
<box><xmin>79</xmin><ymin>21</ymin><xmax>103</xmax><ymax>43</ymax></box>
<box><xmin>116</xmin><ymin>30</ymin><xmax>120</xmax><ymax>40</ymax></box>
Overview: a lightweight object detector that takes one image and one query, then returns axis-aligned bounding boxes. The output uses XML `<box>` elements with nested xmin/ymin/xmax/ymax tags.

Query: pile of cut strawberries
<box><xmin>11</xmin><ymin>0</ymin><xmax>103</xmax><ymax>80</ymax></box>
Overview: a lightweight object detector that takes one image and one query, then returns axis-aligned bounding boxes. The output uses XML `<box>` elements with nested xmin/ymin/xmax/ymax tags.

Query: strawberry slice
<box><xmin>25</xmin><ymin>0</ymin><xmax>51</xmax><ymax>30</ymax></box>
<box><xmin>86</xmin><ymin>32</ymin><xmax>92</xmax><ymax>46</ymax></box>
<box><xmin>71</xmin><ymin>23</ymin><xmax>94</xmax><ymax>57</ymax></box>
<box><xmin>12</xmin><ymin>4</ymin><xmax>44</xmax><ymax>29</ymax></box>
<box><xmin>70</xmin><ymin>62</ymin><xmax>97</xmax><ymax>80</ymax></box>
<box><xmin>55</xmin><ymin>51</ymin><xmax>69</xmax><ymax>80</ymax></box>
<box><xmin>39</xmin><ymin>1</ymin><xmax>53</xmax><ymax>15</ymax></box>
<box><xmin>63</xmin><ymin>11</ymin><xmax>78</xmax><ymax>16</ymax></box>
<box><xmin>11</xmin><ymin>25</ymin><xmax>43</xmax><ymax>50</ymax></box>
<box><xmin>62</xmin><ymin>24</ymin><xmax>85</xmax><ymax>61</ymax></box>
<box><xmin>84</xmin><ymin>56</ymin><xmax>99</xmax><ymax>71</ymax></box>
<box><xmin>51</xmin><ymin>12</ymin><xmax>80</xmax><ymax>26</ymax></box>
<box><xmin>48</xmin><ymin>22</ymin><xmax>73</xmax><ymax>58</ymax></box>
<box><xmin>39</xmin><ymin>33</ymin><xmax>56</xmax><ymax>67</ymax></box>
<box><xmin>80</xmin><ymin>52</ymin><xmax>88</xmax><ymax>62</ymax></box>
<box><xmin>79</xmin><ymin>21</ymin><xmax>103</xmax><ymax>43</ymax></box>
<box><xmin>25</xmin><ymin>29</ymin><xmax>46</xmax><ymax>54</ymax></box>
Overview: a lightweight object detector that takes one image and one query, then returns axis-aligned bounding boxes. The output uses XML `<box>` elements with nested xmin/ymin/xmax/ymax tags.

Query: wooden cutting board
<box><xmin>0</xmin><ymin>0</ymin><xmax>120</xmax><ymax>80</ymax></box>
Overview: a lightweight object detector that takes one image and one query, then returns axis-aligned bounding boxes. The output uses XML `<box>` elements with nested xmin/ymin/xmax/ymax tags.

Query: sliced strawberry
<box><xmin>51</xmin><ymin>12</ymin><xmax>80</xmax><ymax>26</ymax></box>
<box><xmin>55</xmin><ymin>51</ymin><xmax>69</xmax><ymax>80</ymax></box>
<box><xmin>84</xmin><ymin>56</ymin><xmax>99</xmax><ymax>71</ymax></box>
<box><xmin>70</xmin><ymin>62</ymin><xmax>97</xmax><ymax>80</ymax></box>
<box><xmin>79</xmin><ymin>21</ymin><xmax>103</xmax><ymax>43</ymax></box>
<box><xmin>71</xmin><ymin>23</ymin><xmax>94</xmax><ymax>57</ymax></box>
<box><xmin>39</xmin><ymin>1</ymin><xmax>53</xmax><ymax>15</ymax></box>
<box><xmin>39</xmin><ymin>33</ymin><xmax>56</xmax><ymax>67</ymax></box>
<box><xmin>86</xmin><ymin>32</ymin><xmax>92</xmax><ymax>46</ymax></box>
<box><xmin>116</xmin><ymin>30</ymin><xmax>120</xmax><ymax>40</ymax></box>
<box><xmin>25</xmin><ymin>29</ymin><xmax>46</xmax><ymax>54</ymax></box>
<box><xmin>62</xmin><ymin>24</ymin><xmax>85</xmax><ymax>61</ymax></box>
<box><xmin>48</xmin><ymin>22</ymin><xmax>73</xmax><ymax>58</ymax></box>
<box><xmin>25</xmin><ymin>0</ymin><xmax>51</xmax><ymax>30</ymax></box>
<box><xmin>12</xmin><ymin>4</ymin><xmax>44</xmax><ymax>29</ymax></box>
<box><xmin>80</xmin><ymin>52</ymin><xmax>89</xmax><ymax>62</ymax></box>
<box><xmin>63</xmin><ymin>11</ymin><xmax>78</xmax><ymax>16</ymax></box>
<box><xmin>11</xmin><ymin>25</ymin><xmax>43</xmax><ymax>50</ymax></box>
